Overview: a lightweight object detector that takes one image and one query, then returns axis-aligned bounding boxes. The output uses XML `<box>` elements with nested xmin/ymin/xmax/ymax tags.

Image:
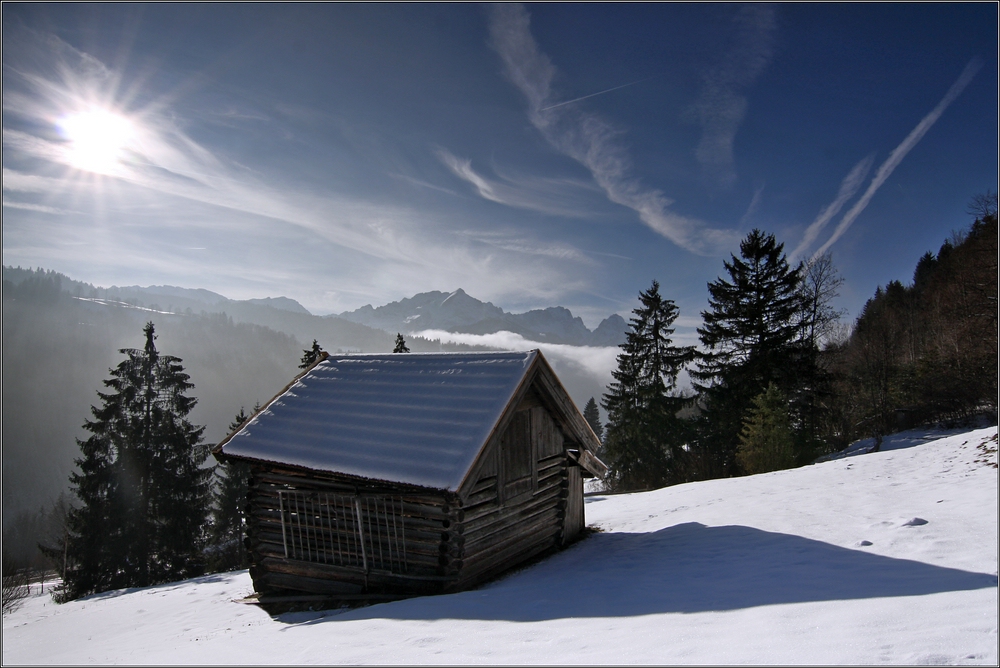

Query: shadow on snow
<box><xmin>81</xmin><ymin>571</ymin><xmax>241</xmax><ymax>602</ymax></box>
<box><xmin>284</xmin><ymin>522</ymin><xmax>997</xmax><ymax>624</ymax></box>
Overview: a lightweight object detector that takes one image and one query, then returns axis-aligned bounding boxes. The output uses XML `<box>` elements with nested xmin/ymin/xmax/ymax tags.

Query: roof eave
<box><xmin>212</xmin><ymin>350</ymin><xmax>330</xmax><ymax>463</ymax></box>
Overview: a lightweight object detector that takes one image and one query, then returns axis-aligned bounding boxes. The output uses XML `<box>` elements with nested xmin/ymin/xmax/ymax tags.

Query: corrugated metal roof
<box><xmin>220</xmin><ymin>351</ymin><xmax>538</xmax><ymax>491</ymax></box>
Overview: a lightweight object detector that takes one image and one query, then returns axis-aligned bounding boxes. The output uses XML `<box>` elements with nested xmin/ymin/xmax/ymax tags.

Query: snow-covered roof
<box><xmin>218</xmin><ymin>351</ymin><xmax>540</xmax><ymax>491</ymax></box>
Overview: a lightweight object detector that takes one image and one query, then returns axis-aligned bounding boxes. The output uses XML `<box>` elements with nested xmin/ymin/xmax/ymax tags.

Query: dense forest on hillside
<box><xmin>821</xmin><ymin>209</ymin><xmax>997</xmax><ymax>445</ymax></box>
<box><xmin>599</xmin><ymin>196</ymin><xmax>997</xmax><ymax>491</ymax></box>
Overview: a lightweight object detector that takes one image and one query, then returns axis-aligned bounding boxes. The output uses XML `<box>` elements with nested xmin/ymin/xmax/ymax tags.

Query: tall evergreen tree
<box><xmin>393</xmin><ymin>333</ymin><xmax>410</xmax><ymax>353</ymax></box>
<box><xmin>692</xmin><ymin>229</ymin><xmax>811</xmax><ymax>477</ymax></box>
<box><xmin>582</xmin><ymin>397</ymin><xmax>604</xmax><ymax>443</ymax></box>
<box><xmin>207</xmin><ymin>406</ymin><xmax>256</xmax><ymax>572</ymax></box>
<box><xmin>602</xmin><ymin>281</ymin><xmax>694</xmax><ymax>491</ymax></box>
<box><xmin>299</xmin><ymin>339</ymin><xmax>324</xmax><ymax>369</ymax></box>
<box><xmin>55</xmin><ymin>323</ymin><xmax>211</xmax><ymax>601</ymax></box>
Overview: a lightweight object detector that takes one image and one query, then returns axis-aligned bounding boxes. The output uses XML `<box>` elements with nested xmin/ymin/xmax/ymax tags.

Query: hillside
<box><xmin>1</xmin><ymin>291</ymin><xmax>303</xmax><ymax>520</ymax></box>
<box><xmin>1</xmin><ymin>269</ymin><xmax>619</xmax><ymax>525</ymax></box>
<box><xmin>4</xmin><ymin>426</ymin><xmax>996</xmax><ymax>665</ymax></box>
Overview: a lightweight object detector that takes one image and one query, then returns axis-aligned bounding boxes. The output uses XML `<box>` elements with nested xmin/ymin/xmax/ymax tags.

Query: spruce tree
<box><xmin>602</xmin><ymin>281</ymin><xmax>694</xmax><ymax>491</ymax></box>
<box><xmin>208</xmin><ymin>406</ymin><xmax>255</xmax><ymax>572</ymax></box>
<box><xmin>56</xmin><ymin>322</ymin><xmax>210</xmax><ymax>601</ymax></box>
<box><xmin>57</xmin><ymin>401</ymin><xmax>121</xmax><ymax>600</ymax></box>
<box><xmin>692</xmin><ymin>229</ymin><xmax>810</xmax><ymax>477</ymax></box>
<box><xmin>299</xmin><ymin>339</ymin><xmax>324</xmax><ymax>368</ymax></box>
<box><xmin>393</xmin><ymin>333</ymin><xmax>410</xmax><ymax>353</ymax></box>
<box><xmin>582</xmin><ymin>397</ymin><xmax>604</xmax><ymax>443</ymax></box>
<box><xmin>737</xmin><ymin>384</ymin><xmax>796</xmax><ymax>474</ymax></box>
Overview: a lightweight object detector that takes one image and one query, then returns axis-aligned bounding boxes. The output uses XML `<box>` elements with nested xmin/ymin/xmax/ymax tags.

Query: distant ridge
<box><xmin>338</xmin><ymin>288</ymin><xmax>627</xmax><ymax>347</ymax></box>
<box><xmin>2</xmin><ymin>266</ymin><xmax>625</xmax><ymax>347</ymax></box>
<box><xmin>244</xmin><ymin>296</ymin><xmax>311</xmax><ymax>315</ymax></box>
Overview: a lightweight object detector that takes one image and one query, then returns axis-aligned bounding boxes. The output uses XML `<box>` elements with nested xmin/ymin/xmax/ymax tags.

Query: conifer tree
<box><xmin>602</xmin><ymin>281</ymin><xmax>694</xmax><ymax>491</ymax></box>
<box><xmin>582</xmin><ymin>397</ymin><xmax>603</xmax><ymax>443</ymax></box>
<box><xmin>393</xmin><ymin>333</ymin><xmax>410</xmax><ymax>353</ymax></box>
<box><xmin>299</xmin><ymin>339</ymin><xmax>324</xmax><ymax>368</ymax></box>
<box><xmin>737</xmin><ymin>384</ymin><xmax>796</xmax><ymax>474</ymax></box>
<box><xmin>55</xmin><ymin>322</ymin><xmax>210</xmax><ymax>601</ymax></box>
<box><xmin>692</xmin><ymin>229</ymin><xmax>811</xmax><ymax>477</ymax></box>
<box><xmin>208</xmin><ymin>406</ymin><xmax>256</xmax><ymax>572</ymax></box>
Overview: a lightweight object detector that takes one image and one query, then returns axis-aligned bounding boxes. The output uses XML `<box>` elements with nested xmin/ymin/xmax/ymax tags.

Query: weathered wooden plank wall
<box><xmin>451</xmin><ymin>405</ymin><xmax>573</xmax><ymax>590</ymax></box>
<box><xmin>246</xmin><ymin>466</ymin><xmax>460</xmax><ymax>599</ymax></box>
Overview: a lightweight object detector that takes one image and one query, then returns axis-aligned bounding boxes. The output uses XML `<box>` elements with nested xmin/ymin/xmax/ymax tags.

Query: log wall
<box><xmin>245</xmin><ymin>465</ymin><xmax>460</xmax><ymax>600</ymax></box>
<box><xmin>452</xmin><ymin>451</ymin><xmax>569</xmax><ymax>590</ymax></box>
<box><xmin>449</xmin><ymin>403</ymin><xmax>579</xmax><ymax>591</ymax></box>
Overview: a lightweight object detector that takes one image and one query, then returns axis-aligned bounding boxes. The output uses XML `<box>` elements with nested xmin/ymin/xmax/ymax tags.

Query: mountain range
<box><xmin>13</xmin><ymin>268</ymin><xmax>627</xmax><ymax>347</ymax></box>
<box><xmin>338</xmin><ymin>288</ymin><xmax>626</xmax><ymax>347</ymax></box>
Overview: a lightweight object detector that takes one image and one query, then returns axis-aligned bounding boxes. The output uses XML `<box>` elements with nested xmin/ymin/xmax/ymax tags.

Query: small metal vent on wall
<box><xmin>277</xmin><ymin>490</ymin><xmax>409</xmax><ymax>575</ymax></box>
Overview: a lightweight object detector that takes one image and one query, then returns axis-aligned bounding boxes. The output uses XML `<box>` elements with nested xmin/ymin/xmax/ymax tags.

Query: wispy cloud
<box><xmin>739</xmin><ymin>183</ymin><xmax>766</xmax><ymax>227</ymax></box>
<box><xmin>812</xmin><ymin>59</ymin><xmax>981</xmax><ymax>259</ymax></box>
<box><xmin>1</xmin><ymin>200</ymin><xmax>74</xmax><ymax>215</ymax></box>
<box><xmin>2</xmin><ymin>169</ymin><xmax>65</xmax><ymax>194</ymax></box>
<box><xmin>210</xmin><ymin>107</ymin><xmax>270</xmax><ymax>123</ymax></box>
<box><xmin>686</xmin><ymin>5</ymin><xmax>777</xmax><ymax>188</ymax></box>
<box><xmin>438</xmin><ymin>149</ymin><xmax>501</xmax><ymax>202</ymax></box>
<box><xmin>436</xmin><ymin>147</ymin><xmax>597</xmax><ymax>218</ymax></box>
<box><xmin>388</xmin><ymin>172</ymin><xmax>461</xmax><ymax>197</ymax></box>
<box><xmin>457</xmin><ymin>229</ymin><xmax>591</xmax><ymax>263</ymax></box>
<box><xmin>487</xmin><ymin>3</ymin><xmax>740</xmax><ymax>256</ymax></box>
<box><xmin>790</xmin><ymin>154</ymin><xmax>874</xmax><ymax>261</ymax></box>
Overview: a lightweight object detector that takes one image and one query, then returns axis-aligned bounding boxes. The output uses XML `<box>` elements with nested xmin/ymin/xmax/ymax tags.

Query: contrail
<box><xmin>539</xmin><ymin>77</ymin><xmax>655</xmax><ymax>112</ymax></box>
<box><xmin>790</xmin><ymin>154</ymin><xmax>874</xmax><ymax>261</ymax></box>
<box><xmin>812</xmin><ymin>58</ymin><xmax>981</xmax><ymax>260</ymax></box>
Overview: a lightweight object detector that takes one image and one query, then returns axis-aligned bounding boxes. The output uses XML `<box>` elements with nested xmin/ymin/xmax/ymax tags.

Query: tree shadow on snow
<box><xmin>290</xmin><ymin>523</ymin><xmax>997</xmax><ymax>624</ymax></box>
<box><xmin>82</xmin><ymin>571</ymin><xmax>242</xmax><ymax>601</ymax></box>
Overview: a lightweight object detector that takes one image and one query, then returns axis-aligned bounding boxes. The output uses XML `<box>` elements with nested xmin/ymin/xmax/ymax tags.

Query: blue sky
<box><xmin>3</xmin><ymin>3</ymin><xmax>997</xmax><ymax>340</ymax></box>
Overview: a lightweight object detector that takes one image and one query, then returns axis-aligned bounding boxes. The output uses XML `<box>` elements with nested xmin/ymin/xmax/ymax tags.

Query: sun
<box><xmin>57</xmin><ymin>107</ymin><xmax>135</xmax><ymax>174</ymax></box>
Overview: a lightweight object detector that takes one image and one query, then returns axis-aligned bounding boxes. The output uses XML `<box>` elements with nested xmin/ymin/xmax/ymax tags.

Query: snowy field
<box><xmin>4</xmin><ymin>426</ymin><xmax>997</xmax><ymax>665</ymax></box>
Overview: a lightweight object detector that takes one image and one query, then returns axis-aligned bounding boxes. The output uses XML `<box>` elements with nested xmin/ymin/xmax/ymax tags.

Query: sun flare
<box><xmin>57</xmin><ymin>107</ymin><xmax>135</xmax><ymax>174</ymax></box>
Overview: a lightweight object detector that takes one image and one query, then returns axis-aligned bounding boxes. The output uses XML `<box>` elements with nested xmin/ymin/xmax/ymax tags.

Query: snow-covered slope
<box><xmin>4</xmin><ymin>427</ymin><xmax>997</xmax><ymax>665</ymax></box>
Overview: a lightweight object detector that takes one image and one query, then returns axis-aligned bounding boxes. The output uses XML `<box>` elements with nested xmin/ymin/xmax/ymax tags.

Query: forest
<box><xmin>593</xmin><ymin>193</ymin><xmax>997</xmax><ymax>491</ymax></box>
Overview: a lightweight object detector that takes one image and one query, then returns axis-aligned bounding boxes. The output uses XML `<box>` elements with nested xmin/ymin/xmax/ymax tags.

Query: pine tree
<box><xmin>299</xmin><ymin>339</ymin><xmax>324</xmax><ymax>368</ymax></box>
<box><xmin>56</xmin><ymin>393</ymin><xmax>120</xmax><ymax>600</ymax></box>
<box><xmin>737</xmin><ymin>384</ymin><xmax>796</xmax><ymax>474</ymax></box>
<box><xmin>207</xmin><ymin>406</ymin><xmax>256</xmax><ymax>572</ymax></box>
<box><xmin>602</xmin><ymin>281</ymin><xmax>694</xmax><ymax>491</ymax></box>
<box><xmin>55</xmin><ymin>322</ymin><xmax>211</xmax><ymax>601</ymax></box>
<box><xmin>393</xmin><ymin>333</ymin><xmax>410</xmax><ymax>353</ymax></box>
<box><xmin>582</xmin><ymin>397</ymin><xmax>604</xmax><ymax>443</ymax></box>
<box><xmin>692</xmin><ymin>229</ymin><xmax>811</xmax><ymax>477</ymax></box>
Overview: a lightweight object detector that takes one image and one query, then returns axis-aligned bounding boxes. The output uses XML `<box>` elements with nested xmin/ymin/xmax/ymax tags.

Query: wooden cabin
<box><xmin>213</xmin><ymin>350</ymin><xmax>607</xmax><ymax>608</ymax></box>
